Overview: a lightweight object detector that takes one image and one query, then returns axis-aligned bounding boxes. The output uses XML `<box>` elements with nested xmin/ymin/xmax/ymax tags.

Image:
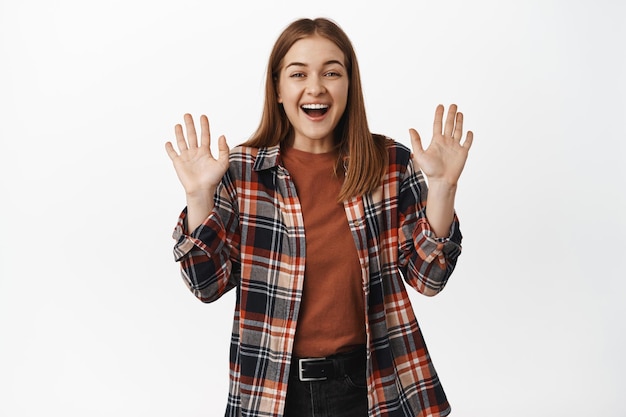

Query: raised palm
<box><xmin>410</xmin><ymin>104</ymin><xmax>473</xmax><ymax>186</ymax></box>
<box><xmin>165</xmin><ymin>114</ymin><xmax>230</xmax><ymax>196</ymax></box>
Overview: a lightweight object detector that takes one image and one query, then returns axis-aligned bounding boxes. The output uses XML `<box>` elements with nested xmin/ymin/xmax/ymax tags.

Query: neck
<box><xmin>291</xmin><ymin>138</ymin><xmax>335</xmax><ymax>154</ymax></box>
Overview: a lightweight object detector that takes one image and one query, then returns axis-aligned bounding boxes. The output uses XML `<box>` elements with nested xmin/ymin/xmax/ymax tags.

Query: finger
<box><xmin>453</xmin><ymin>112</ymin><xmax>464</xmax><ymax>141</ymax></box>
<box><xmin>463</xmin><ymin>130</ymin><xmax>474</xmax><ymax>151</ymax></box>
<box><xmin>444</xmin><ymin>104</ymin><xmax>457</xmax><ymax>137</ymax></box>
<box><xmin>199</xmin><ymin>115</ymin><xmax>211</xmax><ymax>150</ymax></box>
<box><xmin>433</xmin><ymin>104</ymin><xmax>444</xmax><ymax>136</ymax></box>
<box><xmin>164</xmin><ymin>141</ymin><xmax>178</xmax><ymax>161</ymax></box>
<box><xmin>174</xmin><ymin>123</ymin><xmax>188</xmax><ymax>152</ymax></box>
<box><xmin>184</xmin><ymin>113</ymin><xmax>198</xmax><ymax>148</ymax></box>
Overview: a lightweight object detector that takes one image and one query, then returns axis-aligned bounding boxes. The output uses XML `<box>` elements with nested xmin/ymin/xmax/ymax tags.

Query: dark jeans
<box><xmin>284</xmin><ymin>348</ymin><xmax>368</xmax><ymax>417</ymax></box>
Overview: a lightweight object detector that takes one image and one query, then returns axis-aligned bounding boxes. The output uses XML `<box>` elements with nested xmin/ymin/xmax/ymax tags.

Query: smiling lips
<box><xmin>301</xmin><ymin>103</ymin><xmax>329</xmax><ymax>118</ymax></box>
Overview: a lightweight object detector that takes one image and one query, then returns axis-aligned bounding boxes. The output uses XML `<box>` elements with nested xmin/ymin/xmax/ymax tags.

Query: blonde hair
<box><xmin>244</xmin><ymin>17</ymin><xmax>387</xmax><ymax>201</ymax></box>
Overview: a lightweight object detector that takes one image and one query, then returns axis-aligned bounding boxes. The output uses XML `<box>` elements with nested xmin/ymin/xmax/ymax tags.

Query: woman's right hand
<box><xmin>165</xmin><ymin>114</ymin><xmax>230</xmax><ymax>198</ymax></box>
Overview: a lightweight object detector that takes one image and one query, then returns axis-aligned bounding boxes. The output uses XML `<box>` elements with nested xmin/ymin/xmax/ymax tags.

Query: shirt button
<box><xmin>353</xmin><ymin>220</ymin><xmax>361</xmax><ymax>227</ymax></box>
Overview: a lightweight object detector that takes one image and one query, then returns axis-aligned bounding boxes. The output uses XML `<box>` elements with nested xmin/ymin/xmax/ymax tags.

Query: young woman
<box><xmin>165</xmin><ymin>17</ymin><xmax>473</xmax><ymax>417</ymax></box>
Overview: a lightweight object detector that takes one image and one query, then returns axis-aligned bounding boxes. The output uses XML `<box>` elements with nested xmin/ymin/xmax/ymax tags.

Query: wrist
<box><xmin>427</xmin><ymin>179</ymin><xmax>458</xmax><ymax>194</ymax></box>
<box><xmin>185</xmin><ymin>186</ymin><xmax>216</xmax><ymax>206</ymax></box>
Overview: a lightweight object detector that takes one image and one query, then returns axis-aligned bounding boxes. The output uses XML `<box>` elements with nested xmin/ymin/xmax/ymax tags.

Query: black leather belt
<box><xmin>292</xmin><ymin>347</ymin><xmax>366</xmax><ymax>382</ymax></box>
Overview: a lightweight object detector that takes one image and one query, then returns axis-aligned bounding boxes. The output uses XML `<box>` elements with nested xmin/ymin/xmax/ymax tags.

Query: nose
<box><xmin>306</xmin><ymin>76</ymin><xmax>326</xmax><ymax>96</ymax></box>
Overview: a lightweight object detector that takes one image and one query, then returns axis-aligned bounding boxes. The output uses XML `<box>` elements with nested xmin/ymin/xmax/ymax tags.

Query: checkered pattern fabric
<box><xmin>172</xmin><ymin>140</ymin><xmax>462</xmax><ymax>417</ymax></box>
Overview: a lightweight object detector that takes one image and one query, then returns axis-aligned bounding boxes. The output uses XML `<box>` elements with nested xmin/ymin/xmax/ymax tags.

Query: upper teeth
<box><xmin>302</xmin><ymin>104</ymin><xmax>329</xmax><ymax>109</ymax></box>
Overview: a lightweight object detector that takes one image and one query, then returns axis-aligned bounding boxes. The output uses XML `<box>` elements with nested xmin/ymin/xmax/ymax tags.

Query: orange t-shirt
<box><xmin>281</xmin><ymin>146</ymin><xmax>366</xmax><ymax>358</ymax></box>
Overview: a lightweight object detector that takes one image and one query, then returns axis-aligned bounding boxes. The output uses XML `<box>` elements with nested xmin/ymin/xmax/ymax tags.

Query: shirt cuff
<box><xmin>413</xmin><ymin>215</ymin><xmax>462</xmax><ymax>265</ymax></box>
<box><xmin>172</xmin><ymin>207</ymin><xmax>225</xmax><ymax>262</ymax></box>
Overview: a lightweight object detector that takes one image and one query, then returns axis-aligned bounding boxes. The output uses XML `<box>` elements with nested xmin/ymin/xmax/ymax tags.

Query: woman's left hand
<box><xmin>409</xmin><ymin>104</ymin><xmax>473</xmax><ymax>187</ymax></box>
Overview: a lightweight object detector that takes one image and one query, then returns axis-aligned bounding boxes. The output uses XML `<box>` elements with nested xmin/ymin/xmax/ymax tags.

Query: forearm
<box><xmin>185</xmin><ymin>187</ymin><xmax>217</xmax><ymax>232</ymax></box>
<box><xmin>425</xmin><ymin>180</ymin><xmax>457</xmax><ymax>238</ymax></box>
<box><xmin>401</xmin><ymin>184</ymin><xmax>462</xmax><ymax>296</ymax></box>
<box><xmin>172</xmin><ymin>195</ymin><xmax>239</xmax><ymax>303</ymax></box>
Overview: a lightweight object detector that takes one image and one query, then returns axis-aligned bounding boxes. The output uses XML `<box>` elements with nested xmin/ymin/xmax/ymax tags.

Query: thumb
<box><xmin>217</xmin><ymin>135</ymin><xmax>230</xmax><ymax>163</ymax></box>
<box><xmin>409</xmin><ymin>128</ymin><xmax>424</xmax><ymax>157</ymax></box>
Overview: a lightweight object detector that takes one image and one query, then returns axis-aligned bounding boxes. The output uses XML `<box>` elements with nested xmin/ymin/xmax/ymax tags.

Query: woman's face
<box><xmin>277</xmin><ymin>35</ymin><xmax>349</xmax><ymax>153</ymax></box>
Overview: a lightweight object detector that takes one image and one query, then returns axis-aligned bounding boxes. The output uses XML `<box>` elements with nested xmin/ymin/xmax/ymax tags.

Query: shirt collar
<box><xmin>252</xmin><ymin>145</ymin><xmax>282</xmax><ymax>171</ymax></box>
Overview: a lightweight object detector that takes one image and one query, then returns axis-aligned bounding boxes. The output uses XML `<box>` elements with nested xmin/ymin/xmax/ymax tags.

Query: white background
<box><xmin>1</xmin><ymin>0</ymin><xmax>625</xmax><ymax>416</ymax></box>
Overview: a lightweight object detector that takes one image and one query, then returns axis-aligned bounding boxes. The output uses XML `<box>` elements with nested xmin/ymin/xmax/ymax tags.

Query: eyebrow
<box><xmin>285</xmin><ymin>59</ymin><xmax>345</xmax><ymax>69</ymax></box>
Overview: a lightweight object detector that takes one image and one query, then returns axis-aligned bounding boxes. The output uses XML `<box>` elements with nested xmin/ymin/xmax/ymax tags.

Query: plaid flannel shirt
<box><xmin>172</xmin><ymin>140</ymin><xmax>462</xmax><ymax>417</ymax></box>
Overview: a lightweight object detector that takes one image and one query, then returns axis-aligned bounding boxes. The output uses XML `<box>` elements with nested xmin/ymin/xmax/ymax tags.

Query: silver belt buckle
<box><xmin>298</xmin><ymin>357</ymin><xmax>328</xmax><ymax>382</ymax></box>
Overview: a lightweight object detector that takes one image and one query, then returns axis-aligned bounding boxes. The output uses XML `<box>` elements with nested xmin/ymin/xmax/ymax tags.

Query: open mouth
<box><xmin>301</xmin><ymin>103</ymin><xmax>329</xmax><ymax>117</ymax></box>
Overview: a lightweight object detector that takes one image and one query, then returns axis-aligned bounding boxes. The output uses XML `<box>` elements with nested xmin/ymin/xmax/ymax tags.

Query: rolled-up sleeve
<box><xmin>172</xmin><ymin>176</ymin><xmax>241</xmax><ymax>303</ymax></box>
<box><xmin>398</xmin><ymin>161</ymin><xmax>462</xmax><ymax>296</ymax></box>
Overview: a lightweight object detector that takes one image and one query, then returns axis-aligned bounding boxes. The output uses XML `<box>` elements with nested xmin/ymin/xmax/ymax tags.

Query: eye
<box><xmin>324</xmin><ymin>71</ymin><xmax>341</xmax><ymax>77</ymax></box>
<box><xmin>290</xmin><ymin>72</ymin><xmax>306</xmax><ymax>78</ymax></box>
